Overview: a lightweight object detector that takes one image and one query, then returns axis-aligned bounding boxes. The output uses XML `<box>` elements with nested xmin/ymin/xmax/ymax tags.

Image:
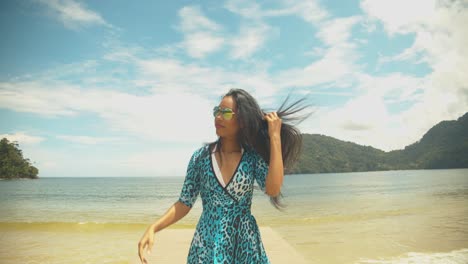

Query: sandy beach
<box><xmin>133</xmin><ymin>227</ymin><xmax>308</xmax><ymax>264</ymax></box>
<box><xmin>2</xmin><ymin>171</ymin><xmax>468</xmax><ymax>263</ymax></box>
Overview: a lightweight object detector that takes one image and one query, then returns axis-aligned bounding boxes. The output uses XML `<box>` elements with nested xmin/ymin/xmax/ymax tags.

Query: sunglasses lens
<box><xmin>222</xmin><ymin>111</ymin><xmax>233</xmax><ymax>120</ymax></box>
<box><xmin>213</xmin><ymin>106</ymin><xmax>234</xmax><ymax>120</ymax></box>
<box><xmin>213</xmin><ymin>106</ymin><xmax>220</xmax><ymax>117</ymax></box>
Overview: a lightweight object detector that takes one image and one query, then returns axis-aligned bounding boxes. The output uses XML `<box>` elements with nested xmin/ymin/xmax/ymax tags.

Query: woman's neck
<box><xmin>219</xmin><ymin>138</ymin><xmax>241</xmax><ymax>153</ymax></box>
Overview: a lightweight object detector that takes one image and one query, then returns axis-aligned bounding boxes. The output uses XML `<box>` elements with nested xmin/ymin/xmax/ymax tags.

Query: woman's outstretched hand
<box><xmin>138</xmin><ymin>224</ymin><xmax>156</xmax><ymax>264</ymax></box>
<box><xmin>264</xmin><ymin>112</ymin><xmax>282</xmax><ymax>137</ymax></box>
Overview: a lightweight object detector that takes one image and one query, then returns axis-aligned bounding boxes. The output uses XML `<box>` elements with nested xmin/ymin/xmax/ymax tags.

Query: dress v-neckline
<box><xmin>210</xmin><ymin>144</ymin><xmax>244</xmax><ymax>189</ymax></box>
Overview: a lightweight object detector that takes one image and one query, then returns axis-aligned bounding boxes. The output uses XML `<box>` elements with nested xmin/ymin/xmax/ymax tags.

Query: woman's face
<box><xmin>214</xmin><ymin>96</ymin><xmax>240</xmax><ymax>138</ymax></box>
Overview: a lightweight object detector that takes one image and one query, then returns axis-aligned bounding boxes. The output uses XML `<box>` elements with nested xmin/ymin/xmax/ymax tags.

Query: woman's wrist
<box><xmin>150</xmin><ymin>223</ymin><xmax>159</xmax><ymax>233</ymax></box>
<box><xmin>269</xmin><ymin>133</ymin><xmax>281</xmax><ymax>143</ymax></box>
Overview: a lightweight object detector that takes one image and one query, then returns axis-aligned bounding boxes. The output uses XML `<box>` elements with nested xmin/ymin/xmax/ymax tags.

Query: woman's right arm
<box><xmin>152</xmin><ymin>201</ymin><xmax>191</xmax><ymax>232</ymax></box>
<box><xmin>138</xmin><ymin>201</ymin><xmax>191</xmax><ymax>263</ymax></box>
<box><xmin>139</xmin><ymin>149</ymin><xmax>202</xmax><ymax>263</ymax></box>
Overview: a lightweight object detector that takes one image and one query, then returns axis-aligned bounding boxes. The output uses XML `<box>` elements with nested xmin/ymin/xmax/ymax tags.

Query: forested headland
<box><xmin>289</xmin><ymin>112</ymin><xmax>468</xmax><ymax>174</ymax></box>
<box><xmin>0</xmin><ymin>138</ymin><xmax>39</xmax><ymax>179</ymax></box>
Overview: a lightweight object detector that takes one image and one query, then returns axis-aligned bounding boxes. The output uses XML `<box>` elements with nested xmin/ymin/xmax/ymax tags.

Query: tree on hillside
<box><xmin>0</xmin><ymin>138</ymin><xmax>39</xmax><ymax>179</ymax></box>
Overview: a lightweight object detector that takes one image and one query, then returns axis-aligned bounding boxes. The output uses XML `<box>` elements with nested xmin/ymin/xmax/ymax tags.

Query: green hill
<box><xmin>386</xmin><ymin>112</ymin><xmax>468</xmax><ymax>169</ymax></box>
<box><xmin>290</xmin><ymin>112</ymin><xmax>468</xmax><ymax>174</ymax></box>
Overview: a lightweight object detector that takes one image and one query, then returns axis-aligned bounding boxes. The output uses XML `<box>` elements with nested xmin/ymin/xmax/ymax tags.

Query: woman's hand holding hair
<box><xmin>263</xmin><ymin>112</ymin><xmax>284</xmax><ymax>197</ymax></box>
<box><xmin>264</xmin><ymin>112</ymin><xmax>282</xmax><ymax>138</ymax></box>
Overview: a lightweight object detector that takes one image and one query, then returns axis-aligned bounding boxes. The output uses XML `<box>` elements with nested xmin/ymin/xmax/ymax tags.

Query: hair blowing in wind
<box><xmin>221</xmin><ymin>88</ymin><xmax>312</xmax><ymax>209</ymax></box>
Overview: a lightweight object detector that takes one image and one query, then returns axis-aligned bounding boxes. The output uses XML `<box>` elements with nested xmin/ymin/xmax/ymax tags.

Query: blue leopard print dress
<box><xmin>178</xmin><ymin>144</ymin><xmax>271</xmax><ymax>263</ymax></box>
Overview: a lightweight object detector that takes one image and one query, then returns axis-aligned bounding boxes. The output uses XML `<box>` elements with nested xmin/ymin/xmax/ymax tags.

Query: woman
<box><xmin>138</xmin><ymin>88</ymin><xmax>309</xmax><ymax>263</ymax></box>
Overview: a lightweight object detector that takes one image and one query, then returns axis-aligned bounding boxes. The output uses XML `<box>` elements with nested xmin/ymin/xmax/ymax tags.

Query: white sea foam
<box><xmin>356</xmin><ymin>248</ymin><xmax>468</xmax><ymax>264</ymax></box>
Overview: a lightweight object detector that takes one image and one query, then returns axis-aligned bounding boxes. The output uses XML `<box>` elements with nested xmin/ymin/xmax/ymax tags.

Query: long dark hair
<box><xmin>211</xmin><ymin>88</ymin><xmax>312</xmax><ymax>210</ymax></box>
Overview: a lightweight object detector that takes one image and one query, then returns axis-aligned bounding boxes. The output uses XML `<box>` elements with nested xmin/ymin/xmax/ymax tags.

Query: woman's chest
<box><xmin>201</xmin><ymin>157</ymin><xmax>255</xmax><ymax>200</ymax></box>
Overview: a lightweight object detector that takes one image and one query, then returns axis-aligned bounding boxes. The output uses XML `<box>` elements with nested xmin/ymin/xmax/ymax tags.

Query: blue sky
<box><xmin>1</xmin><ymin>0</ymin><xmax>467</xmax><ymax>177</ymax></box>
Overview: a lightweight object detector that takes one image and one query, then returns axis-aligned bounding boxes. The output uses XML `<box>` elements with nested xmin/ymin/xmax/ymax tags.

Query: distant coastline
<box><xmin>2</xmin><ymin>112</ymin><xmax>466</xmax><ymax>179</ymax></box>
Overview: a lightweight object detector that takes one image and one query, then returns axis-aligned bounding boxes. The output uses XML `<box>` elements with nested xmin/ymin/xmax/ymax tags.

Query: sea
<box><xmin>1</xmin><ymin>168</ymin><xmax>467</xmax><ymax>263</ymax></box>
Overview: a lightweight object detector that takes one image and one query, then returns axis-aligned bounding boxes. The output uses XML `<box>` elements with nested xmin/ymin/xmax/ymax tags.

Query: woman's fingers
<box><xmin>138</xmin><ymin>228</ymin><xmax>155</xmax><ymax>264</ymax></box>
<box><xmin>147</xmin><ymin>238</ymin><xmax>154</xmax><ymax>254</ymax></box>
<box><xmin>264</xmin><ymin>112</ymin><xmax>280</xmax><ymax>121</ymax></box>
<box><xmin>138</xmin><ymin>239</ymin><xmax>148</xmax><ymax>264</ymax></box>
<box><xmin>264</xmin><ymin>112</ymin><xmax>282</xmax><ymax>136</ymax></box>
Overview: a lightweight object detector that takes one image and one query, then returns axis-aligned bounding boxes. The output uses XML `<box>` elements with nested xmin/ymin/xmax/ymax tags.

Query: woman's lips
<box><xmin>215</xmin><ymin>124</ymin><xmax>224</xmax><ymax>128</ymax></box>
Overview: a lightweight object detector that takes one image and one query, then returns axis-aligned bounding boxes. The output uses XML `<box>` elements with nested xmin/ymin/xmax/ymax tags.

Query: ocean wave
<box><xmin>292</xmin><ymin>208</ymin><xmax>424</xmax><ymax>225</ymax></box>
<box><xmin>356</xmin><ymin>248</ymin><xmax>468</xmax><ymax>264</ymax></box>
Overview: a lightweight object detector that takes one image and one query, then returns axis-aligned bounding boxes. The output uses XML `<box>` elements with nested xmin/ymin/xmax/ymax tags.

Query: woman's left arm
<box><xmin>264</xmin><ymin>112</ymin><xmax>284</xmax><ymax>197</ymax></box>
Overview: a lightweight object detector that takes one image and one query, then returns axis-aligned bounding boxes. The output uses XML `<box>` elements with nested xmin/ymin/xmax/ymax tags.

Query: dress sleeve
<box><xmin>254</xmin><ymin>152</ymin><xmax>269</xmax><ymax>193</ymax></box>
<box><xmin>178</xmin><ymin>149</ymin><xmax>202</xmax><ymax>208</ymax></box>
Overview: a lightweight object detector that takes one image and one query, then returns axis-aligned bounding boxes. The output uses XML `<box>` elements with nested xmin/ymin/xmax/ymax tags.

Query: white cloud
<box><xmin>282</xmin><ymin>0</ymin><xmax>328</xmax><ymax>24</ymax></box>
<box><xmin>103</xmin><ymin>48</ymin><xmax>139</xmax><ymax>63</ymax></box>
<box><xmin>0</xmin><ymin>81</ymin><xmax>80</xmax><ymax>117</ymax></box>
<box><xmin>275</xmin><ymin>48</ymin><xmax>356</xmax><ymax>89</ymax></box>
<box><xmin>0</xmin><ymin>49</ymin><xmax>283</xmax><ymax>124</ymax></box>
<box><xmin>357</xmin><ymin>0</ymin><xmax>468</xmax><ymax>148</ymax></box>
<box><xmin>177</xmin><ymin>1</ymin><xmax>328</xmax><ymax>60</ymax></box>
<box><xmin>38</xmin><ymin>0</ymin><xmax>110</xmax><ymax>29</ymax></box>
<box><xmin>299</xmin><ymin>71</ymin><xmax>463</xmax><ymax>152</ymax></box>
<box><xmin>222</xmin><ymin>0</ymin><xmax>329</xmax><ymax>60</ymax></box>
<box><xmin>135</xmin><ymin>57</ymin><xmax>279</xmax><ymax>99</ymax></box>
<box><xmin>298</xmin><ymin>0</ymin><xmax>468</xmax><ymax>151</ymax></box>
<box><xmin>360</xmin><ymin>0</ymin><xmax>437</xmax><ymax>35</ymax></box>
<box><xmin>224</xmin><ymin>0</ymin><xmax>328</xmax><ymax>24</ymax></box>
<box><xmin>316</xmin><ymin>16</ymin><xmax>361</xmax><ymax>46</ymax></box>
<box><xmin>178</xmin><ymin>6</ymin><xmax>222</xmax><ymax>32</ymax></box>
<box><xmin>184</xmin><ymin>32</ymin><xmax>225</xmax><ymax>58</ymax></box>
<box><xmin>0</xmin><ymin>79</ymin><xmax>217</xmax><ymax>143</ymax></box>
<box><xmin>300</xmin><ymin>96</ymin><xmax>417</xmax><ymax>151</ymax></box>
<box><xmin>100</xmin><ymin>92</ymin><xmax>216</xmax><ymax>143</ymax></box>
<box><xmin>356</xmin><ymin>73</ymin><xmax>427</xmax><ymax>103</ymax></box>
<box><xmin>220</xmin><ymin>0</ymin><xmax>360</xmax><ymax>92</ymax></box>
<box><xmin>224</xmin><ymin>0</ymin><xmax>262</xmax><ymax>18</ymax></box>
<box><xmin>274</xmin><ymin>16</ymin><xmax>361</xmax><ymax>89</ymax></box>
<box><xmin>300</xmin><ymin>68</ymin><xmax>457</xmax><ymax>151</ymax></box>
<box><xmin>0</xmin><ymin>132</ymin><xmax>45</xmax><ymax>145</ymax></box>
<box><xmin>177</xmin><ymin>6</ymin><xmax>225</xmax><ymax>58</ymax></box>
<box><xmin>333</xmin><ymin>94</ymin><xmax>390</xmax><ymax>132</ymax></box>
<box><xmin>229</xmin><ymin>23</ymin><xmax>272</xmax><ymax>59</ymax></box>
<box><xmin>56</xmin><ymin>135</ymin><xmax>123</xmax><ymax>145</ymax></box>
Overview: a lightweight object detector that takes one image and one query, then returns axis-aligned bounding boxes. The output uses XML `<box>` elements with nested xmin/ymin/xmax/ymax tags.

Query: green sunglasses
<box><xmin>213</xmin><ymin>106</ymin><xmax>236</xmax><ymax>120</ymax></box>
